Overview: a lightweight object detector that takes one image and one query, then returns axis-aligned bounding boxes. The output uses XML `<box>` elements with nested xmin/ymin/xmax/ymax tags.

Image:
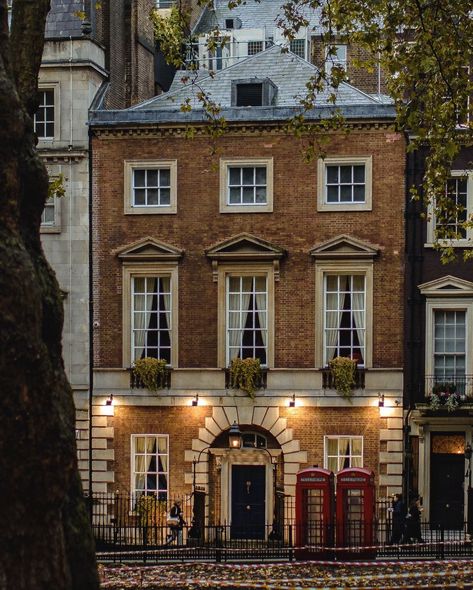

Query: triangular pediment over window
<box><xmin>205</xmin><ymin>233</ymin><xmax>286</xmax><ymax>281</ymax></box>
<box><xmin>418</xmin><ymin>275</ymin><xmax>473</xmax><ymax>297</ymax></box>
<box><xmin>206</xmin><ymin>233</ymin><xmax>286</xmax><ymax>261</ymax></box>
<box><xmin>310</xmin><ymin>235</ymin><xmax>380</xmax><ymax>259</ymax></box>
<box><xmin>114</xmin><ymin>237</ymin><xmax>184</xmax><ymax>261</ymax></box>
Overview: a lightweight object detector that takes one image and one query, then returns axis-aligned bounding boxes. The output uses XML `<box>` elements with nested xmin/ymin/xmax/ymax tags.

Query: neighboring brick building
<box><xmin>90</xmin><ymin>46</ymin><xmax>405</xmax><ymax>534</ymax></box>
<box><xmin>405</xmin><ymin>143</ymin><xmax>473</xmax><ymax>528</ymax></box>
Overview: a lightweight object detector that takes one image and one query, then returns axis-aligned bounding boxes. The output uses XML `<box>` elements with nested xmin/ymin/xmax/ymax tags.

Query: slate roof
<box><xmin>132</xmin><ymin>45</ymin><xmax>389</xmax><ymax>112</ymax></box>
<box><xmin>45</xmin><ymin>0</ymin><xmax>85</xmax><ymax>39</ymax></box>
<box><xmin>193</xmin><ymin>0</ymin><xmax>323</xmax><ymax>36</ymax></box>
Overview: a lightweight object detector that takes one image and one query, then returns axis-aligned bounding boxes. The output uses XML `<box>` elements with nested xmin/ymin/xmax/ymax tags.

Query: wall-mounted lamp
<box><xmin>228</xmin><ymin>421</ymin><xmax>242</xmax><ymax>449</ymax></box>
<box><xmin>105</xmin><ymin>394</ymin><xmax>114</xmax><ymax>406</ymax></box>
<box><xmin>289</xmin><ymin>394</ymin><xmax>296</xmax><ymax>408</ymax></box>
<box><xmin>378</xmin><ymin>393</ymin><xmax>385</xmax><ymax>408</ymax></box>
<box><xmin>191</xmin><ymin>394</ymin><xmax>199</xmax><ymax>407</ymax></box>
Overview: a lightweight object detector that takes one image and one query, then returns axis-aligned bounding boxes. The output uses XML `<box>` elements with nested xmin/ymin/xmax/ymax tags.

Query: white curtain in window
<box><xmin>162</xmin><ymin>279</ymin><xmax>171</xmax><ymax>332</ymax></box>
<box><xmin>339</xmin><ymin>438</ymin><xmax>351</xmax><ymax>470</ymax></box>
<box><xmin>351</xmin><ymin>276</ymin><xmax>365</xmax><ymax>363</ymax></box>
<box><xmin>228</xmin><ymin>293</ymin><xmax>241</xmax><ymax>361</ymax></box>
<box><xmin>133</xmin><ymin>280</ymin><xmax>149</xmax><ymax>361</ymax></box>
<box><xmin>255</xmin><ymin>290</ymin><xmax>267</xmax><ymax>351</ymax></box>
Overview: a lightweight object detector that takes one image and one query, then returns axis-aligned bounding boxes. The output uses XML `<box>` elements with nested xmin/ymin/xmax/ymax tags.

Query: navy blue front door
<box><xmin>231</xmin><ymin>465</ymin><xmax>266</xmax><ymax>539</ymax></box>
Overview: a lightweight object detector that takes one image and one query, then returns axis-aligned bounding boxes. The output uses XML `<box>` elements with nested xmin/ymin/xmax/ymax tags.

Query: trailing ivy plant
<box><xmin>133</xmin><ymin>357</ymin><xmax>168</xmax><ymax>391</ymax></box>
<box><xmin>229</xmin><ymin>357</ymin><xmax>263</xmax><ymax>400</ymax></box>
<box><xmin>329</xmin><ymin>356</ymin><xmax>357</xmax><ymax>400</ymax></box>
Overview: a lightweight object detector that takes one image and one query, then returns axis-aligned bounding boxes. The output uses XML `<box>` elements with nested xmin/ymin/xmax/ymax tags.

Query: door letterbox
<box><xmin>336</xmin><ymin>468</ymin><xmax>375</xmax><ymax>554</ymax></box>
<box><xmin>295</xmin><ymin>467</ymin><xmax>335</xmax><ymax>559</ymax></box>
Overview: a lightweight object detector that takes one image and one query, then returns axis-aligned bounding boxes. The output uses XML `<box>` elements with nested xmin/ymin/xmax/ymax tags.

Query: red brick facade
<box><xmin>92</xmin><ymin>126</ymin><xmax>405</xmax><ymax>369</ymax></box>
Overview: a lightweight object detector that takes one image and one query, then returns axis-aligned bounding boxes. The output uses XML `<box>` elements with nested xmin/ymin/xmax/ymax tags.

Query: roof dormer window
<box><xmin>232</xmin><ymin>78</ymin><xmax>277</xmax><ymax>107</ymax></box>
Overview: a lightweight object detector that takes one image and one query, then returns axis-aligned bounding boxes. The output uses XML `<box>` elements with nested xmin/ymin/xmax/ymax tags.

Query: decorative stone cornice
<box><xmin>418</xmin><ymin>275</ymin><xmax>473</xmax><ymax>297</ymax></box>
<box><xmin>39</xmin><ymin>149</ymin><xmax>86</xmax><ymax>163</ymax></box>
<box><xmin>91</xmin><ymin>120</ymin><xmax>396</xmax><ymax>140</ymax></box>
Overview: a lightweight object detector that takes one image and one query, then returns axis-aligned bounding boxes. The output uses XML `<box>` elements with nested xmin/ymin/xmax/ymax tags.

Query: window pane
<box><xmin>242</xmin><ymin>187</ymin><xmax>254</xmax><ymax>203</ymax></box>
<box><xmin>327</xmin><ymin>438</ymin><xmax>338</xmax><ymax>455</ymax></box>
<box><xmin>147</xmin><ymin>170</ymin><xmax>158</xmax><ymax>186</ymax></box>
<box><xmin>340</xmin><ymin>166</ymin><xmax>352</xmax><ymax>183</ymax></box>
<box><xmin>242</xmin><ymin>167</ymin><xmax>254</xmax><ymax>185</ymax></box>
<box><xmin>134</xmin><ymin>189</ymin><xmax>146</xmax><ymax>205</ymax></box>
<box><xmin>353</xmin><ymin>165</ymin><xmax>365</xmax><ymax>183</ymax></box>
<box><xmin>254</xmin><ymin>276</ymin><xmax>266</xmax><ymax>292</ymax></box>
<box><xmin>255</xmin><ymin>167</ymin><xmax>266</xmax><ymax>184</ymax></box>
<box><xmin>340</xmin><ymin>185</ymin><xmax>352</xmax><ymax>202</ymax></box>
<box><xmin>147</xmin><ymin>189</ymin><xmax>159</xmax><ymax>205</ymax></box>
<box><xmin>160</xmin><ymin>188</ymin><xmax>170</xmax><ymax>205</ymax></box>
<box><xmin>229</xmin><ymin>167</ymin><xmax>241</xmax><ymax>184</ymax></box>
<box><xmin>326</xmin><ymin>185</ymin><xmax>339</xmax><ymax>202</ymax></box>
<box><xmin>159</xmin><ymin>169</ymin><xmax>170</xmax><ymax>186</ymax></box>
<box><xmin>134</xmin><ymin>170</ymin><xmax>146</xmax><ymax>187</ymax></box>
<box><xmin>351</xmin><ymin>438</ymin><xmax>362</xmax><ymax>455</ymax></box>
<box><xmin>255</xmin><ymin>186</ymin><xmax>266</xmax><ymax>203</ymax></box>
<box><xmin>326</xmin><ymin>166</ymin><xmax>339</xmax><ymax>184</ymax></box>
<box><xmin>353</xmin><ymin>185</ymin><xmax>365</xmax><ymax>202</ymax></box>
<box><xmin>229</xmin><ymin>186</ymin><xmax>241</xmax><ymax>203</ymax></box>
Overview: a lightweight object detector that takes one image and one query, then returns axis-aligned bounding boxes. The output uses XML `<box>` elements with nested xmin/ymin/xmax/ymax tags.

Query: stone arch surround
<box><xmin>184</xmin><ymin>405</ymin><xmax>307</xmax><ymax>497</ymax></box>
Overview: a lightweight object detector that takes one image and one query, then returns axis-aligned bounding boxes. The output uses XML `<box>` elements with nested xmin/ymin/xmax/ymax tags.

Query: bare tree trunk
<box><xmin>0</xmin><ymin>1</ymin><xmax>99</xmax><ymax>588</ymax></box>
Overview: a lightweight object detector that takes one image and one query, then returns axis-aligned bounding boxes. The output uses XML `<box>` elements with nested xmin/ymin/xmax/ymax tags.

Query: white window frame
<box><xmin>35</xmin><ymin>83</ymin><xmax>60</xmax><ymax>142</ymax></box>
<box><xmin>247</xmin><ymin>40</ymin><xmax>264</xmax><ymax>56</ymax></box>
<box><xmin>122</xmin><ymin>263</ymin><xmax>178</xmax><ymax>368</ymax></box>
<box><xmin>323</xmin><ymin>273</ymin><xmax>366</xmax><ymax>366</ymax></box>
<box><xmin>289</xmin><ymin>38</ymin><xmax>306</xmax><ymax>59</ymax></box>
<box><xmin>315</xmin><ymin>260</ymin><xmax>373</xmax><ymax>368</ymax></box>
<box><xmin>425</xmin><ymin>298</ymin><xmax>473</xmax><ymax>380</ymax></box>
<box><xmin>317</xmin><ymin>156</ymin><xmax>372</xmax><ymax>212</ymax></box>
<box><xmin>325</xmin><ymin>44</ymin><xmax>347</xmax><ymax>74</ymax></box>
<box><xmin>217</xmin><ymin>263</ymin><xmax>274</xmax><ymax>368</ymax></box>
<box><xmin>426</xmin><ymin>170</ymin><xmax>473</xmax><ymax>247</ymax></box>
<box><xmin>130</xmin><ymin>434</ymin><xmax>169</xmax><ymax>500</ymax></box>
<box><xmin>219</xmin><ymin>157</ymin><xmax>273</xmax><ymax>213</ymax></box>
<box><xmin>124</xmin><ymin>160</ymin><xmax>177</xmax><ymax>215</ymax></box>
<box><xmin>225</xmin><ymin>274</ymin><xmax>268</xmax><ymax>366</ymax></box>
<box><xmin>324</xmin><ymin>435</ymin><xmax>363</xmax><ymax>472</ymax></box>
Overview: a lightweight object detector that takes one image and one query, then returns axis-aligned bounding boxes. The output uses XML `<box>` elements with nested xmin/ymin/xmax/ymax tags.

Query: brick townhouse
<box><xmin>89</xmin><ymin>46</ymin><xmax>405</xmax><ymax>536</ymax></box>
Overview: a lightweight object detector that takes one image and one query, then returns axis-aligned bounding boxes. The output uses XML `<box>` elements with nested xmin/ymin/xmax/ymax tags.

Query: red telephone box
<box><xmin>336</xmin><ymin>468</ymin><xmax>375</xmax><ymax>555</ymax></box>
<box><xmin>295</xmin><ymin>468</ymin><xmax>335</xmax><ymax>559</ymax></box>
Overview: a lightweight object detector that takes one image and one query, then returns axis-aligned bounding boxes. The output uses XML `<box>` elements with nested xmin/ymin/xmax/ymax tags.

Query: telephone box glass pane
<box><xmin>344</xmin><ymin>489</ymin><xmax>364</xmax><ymax>545</ymax></box>
<box><xmin>304</xmin><ymin>488</ymin><xmax>324</xmax><ymax>545</ymax></box>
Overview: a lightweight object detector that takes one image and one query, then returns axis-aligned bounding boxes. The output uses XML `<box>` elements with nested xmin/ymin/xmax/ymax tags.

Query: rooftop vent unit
<box><xmin>225</xmin><ymin>17</ymin><xmax>242</xmax><ymax>29</ymax></box>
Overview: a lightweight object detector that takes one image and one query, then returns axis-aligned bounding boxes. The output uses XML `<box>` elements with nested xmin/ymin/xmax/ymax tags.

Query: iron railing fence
<box><xmin>89</xmin><ymin>494</ymin><xmax>473</xmax><ymax>562</ymax></box>
<box><xmin>424</xmin><ymin>375</ymin><xmax>473</xmax><ymax>399</ymax></box>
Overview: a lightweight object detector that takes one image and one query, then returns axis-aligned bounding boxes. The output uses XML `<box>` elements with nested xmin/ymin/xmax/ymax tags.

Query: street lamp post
<box><xmin>465</xmin><ymin>443</ymin><xmax>472</xmax><ymax>533</ymax></box>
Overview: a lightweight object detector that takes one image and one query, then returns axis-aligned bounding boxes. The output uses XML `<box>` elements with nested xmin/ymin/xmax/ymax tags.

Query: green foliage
<box><xmin>48</xmin><ymin>173</ymin><xmax>66</xmax><ymax>199</ymax></box>
<box><xmin>133</xmin><ymin>357</ymin><xmax>168</xmax><ymax>391</ymax></box>
<box><xmin>329</xmin><ymin>356</ymin><xmax>356</xmax><ymax>400</ymax></box>
<box><xmin>229</xmin><ymin>357</ymin><xmax>263</xmax><ymax>399</ymax></box>
<box><xmin>150</xmin><ymin>6</ymin><xmax>191</xmax><ymax>70</ymax></box>
<box><xmin>135</xmin><ymin>495</ymin><xmax>167</xmax><ymax>527</ymax></box>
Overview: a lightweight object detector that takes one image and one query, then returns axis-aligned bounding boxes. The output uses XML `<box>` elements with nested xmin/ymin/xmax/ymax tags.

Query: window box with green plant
<box><xmin>225</xmin><ymin>358</ymin><xmax>267</xmax><ymax>399</ymax></box>
<box><xmin>322</xmin><ymin>356</ymin><xmax>365</xmax><ymax>400</ymax></box>
<box><xmin>129</xmin><ymin>357</ymin><xmax>172</xmax><ymax>390</ymax></box>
